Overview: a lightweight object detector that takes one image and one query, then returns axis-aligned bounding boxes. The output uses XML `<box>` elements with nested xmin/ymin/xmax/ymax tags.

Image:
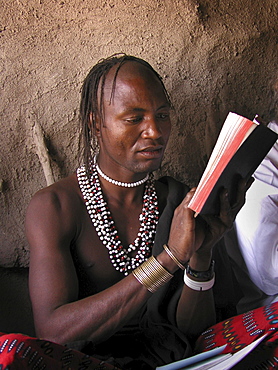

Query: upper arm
<box><xmin>26</xmin><ymin>187</ymin><xmax>79</xmax><ymax>330</ymax></box>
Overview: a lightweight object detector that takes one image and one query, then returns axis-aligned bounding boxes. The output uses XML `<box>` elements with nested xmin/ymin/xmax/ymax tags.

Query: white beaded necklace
<box><xmin>95</xmin><ymin>163</ymin><xmax>149</xmax><ymax>188</ymax></box>
<box><xmin>77</xmin><ymin>163</ymin><xmax>159</xmax><ymax>276</ymax></box>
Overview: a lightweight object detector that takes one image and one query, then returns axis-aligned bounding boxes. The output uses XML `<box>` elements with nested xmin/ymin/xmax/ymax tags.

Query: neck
<box><xmin>95</xmin><ymin>156</ymin><xmax>150</xmax><ymax>188</ymax></box>
<box><xmin>100</xmin><ymin>178</ymin><xmax>146</xmax><ymax>207</ymax></box>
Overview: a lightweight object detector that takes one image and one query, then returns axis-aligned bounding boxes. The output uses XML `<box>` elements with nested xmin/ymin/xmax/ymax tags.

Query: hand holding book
<box><xmin>188</xmin><ymin>112</ymin><xmax>278</xmax><ymax>216</ymax></box>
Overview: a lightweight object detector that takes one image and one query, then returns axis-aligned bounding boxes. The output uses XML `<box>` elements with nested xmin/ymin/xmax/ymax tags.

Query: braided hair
<box><xmin>79</xmin><ymin>53</ymin><xmax>171</xmax><ymax>172</ymax></box>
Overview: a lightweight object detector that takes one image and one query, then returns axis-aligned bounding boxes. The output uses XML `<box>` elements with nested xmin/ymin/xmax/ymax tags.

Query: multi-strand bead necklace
<box><xmin>77</xmin><ymin>162</ymin><xmax>159</xmax><ymax>276</ymax></box>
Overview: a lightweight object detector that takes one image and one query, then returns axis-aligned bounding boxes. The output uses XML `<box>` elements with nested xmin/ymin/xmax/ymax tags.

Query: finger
<box><xmin>218</xmin><ymin>189</ymin><xmax>234</xmax><ymax>228</ymax></box>
<box><xmin>238</xmin><ymin>175</ymin><xmax>254</xmax><ymax>192</ymax></box>
<box><xmin>167</xmin><ymin>188</ymin><xmax>197</xmax><ymax>261</ymax></box>
<box><xmin>175</xmin><ymin>188</ymin><xmax>196</xmax><ymax>221</ymax></box>
<box><xmin>246</xmin><ymin>176</ymin><xmax>255</xmax><ymax>190</ymax></box>
<box><xmin>178</xmin><ymin>187</ymin><xmax>197</xmax><ymax>209</ymax></box>
<box><xmin>185</xmin><ymin>187</ymin><xmax>196</xmax><ymax>202</ymax></box>
<box><xmin>233</xmin><ymin>176</ymin><xmax>255</xmax><ymax>212</ymax></box>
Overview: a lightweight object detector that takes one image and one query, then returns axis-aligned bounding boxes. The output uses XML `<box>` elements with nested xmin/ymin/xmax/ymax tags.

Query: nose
<box><xmin>141</xmin><ymin>116</ymin><xmax>162</xmax><ymax>140</ymax></box>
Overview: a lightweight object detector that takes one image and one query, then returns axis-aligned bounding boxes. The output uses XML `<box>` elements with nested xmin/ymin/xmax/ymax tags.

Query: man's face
<box><xmin>96</xmin><ymin>62</ymin><xmax>172</xmax><ymax>178</ymax></box>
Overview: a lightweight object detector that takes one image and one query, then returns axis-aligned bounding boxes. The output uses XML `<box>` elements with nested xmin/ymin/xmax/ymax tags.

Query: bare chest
<box><xmin>73</xmin><ymin>201</ymin><xmax>144</xmax><ymax>293</ymax></box>
<box><xmin>72</xmin><ymin>174</ymin><xmax>166</xmax><ymax>295</ymax></box>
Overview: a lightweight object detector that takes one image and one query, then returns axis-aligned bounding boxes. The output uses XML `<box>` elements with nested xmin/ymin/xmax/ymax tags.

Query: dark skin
<box><xmin>26</xmin><ymin>61</ymin><xmax>253</xmax><ymax>347</ymax></box>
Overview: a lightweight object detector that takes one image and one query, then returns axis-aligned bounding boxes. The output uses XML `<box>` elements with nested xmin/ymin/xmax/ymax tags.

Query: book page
<box><xmin>156</xmin><ymin>334</ymin><xmax>267</xmax><ymax>370</ymax></box>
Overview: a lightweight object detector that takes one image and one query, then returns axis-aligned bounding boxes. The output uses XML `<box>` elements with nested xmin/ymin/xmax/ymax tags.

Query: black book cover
<box><xmin>199</xmin><ymin>124</ymin><xmax>278</xmax><ymax>215</ymax></box>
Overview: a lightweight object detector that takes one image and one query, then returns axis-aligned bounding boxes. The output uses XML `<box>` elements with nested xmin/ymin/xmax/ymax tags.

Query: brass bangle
<box><xmin>163</xmin><ymin>244</ymin><xmax>186</xmax><ymax>270</ymax></box>
<box><xmin>132</xmin><ymin>255</ymin><xmax>173</xmax><ymax>293</ymax></box>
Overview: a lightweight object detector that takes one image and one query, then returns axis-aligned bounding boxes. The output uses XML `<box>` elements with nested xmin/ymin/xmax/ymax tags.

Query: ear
<box><xmin>89</xmin><ymin>112</ymin><xmax>101</xmax><ymax>138</ymax></box>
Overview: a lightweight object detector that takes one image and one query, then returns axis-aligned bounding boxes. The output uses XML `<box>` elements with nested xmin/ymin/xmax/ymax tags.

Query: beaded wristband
<box><xmin>132</xmin><ymin>256</ymin><xmax>173</xmax><ymax>293</ymax></box>
<box><xmin>184</xmin><ymin>272</ymin><xmax>215</xmax><ymax>291</ymax></box>
<box><xmin>163</xmin><ymin>244</ymin><xmax>186</xmax><ymax>270</ymax></box>
<box><xmin>186</xmin><ymin>260</ymin><xmax>215</xmax><ymax>281</ymax></box>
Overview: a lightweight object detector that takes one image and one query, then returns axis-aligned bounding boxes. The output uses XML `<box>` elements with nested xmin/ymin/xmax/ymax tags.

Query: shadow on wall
<box><xmin>168</xmin><ymin>29</ymin><xmax>278</xmax><ymax>187</ymax></box>
<box><xmin>206</xmin><ymin>33</ymin><xmax>277</xmax><ymax>148</ymax></box>
<box><xmin>0</xmin><ymin>267</ymin><xmax>35</xmax><ymax>337</ymax></box>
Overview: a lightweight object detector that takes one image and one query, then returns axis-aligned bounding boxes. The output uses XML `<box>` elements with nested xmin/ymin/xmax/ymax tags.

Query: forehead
<box><xmin>101</xmin><ymin>61</ymin><xmax>168</xmax><ymax>104</ymax></box>
<box><xmin>106</xmin><ymin>61</ymin><xmax>159</xmax><ymax>83</ymax></box>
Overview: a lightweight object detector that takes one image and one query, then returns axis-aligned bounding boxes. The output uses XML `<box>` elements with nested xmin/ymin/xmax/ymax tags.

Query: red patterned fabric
<box><xmin>195</xmin><ymin>301</ymin><xmax>278</xmax><ymax>369</ymax></box>
<box><xmin>1</xmin><ymin>302</ymin><xmax>278</xmax><ymax>369</ymax></box>
<box><xmin>0</xmin><ymin>332</ymin><xmax>119</xmax><ymax>369</ymax></box>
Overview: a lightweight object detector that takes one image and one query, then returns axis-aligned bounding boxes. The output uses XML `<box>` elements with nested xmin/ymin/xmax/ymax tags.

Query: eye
<box><xmin>157</xmin><ymin>112</ymin><xmax>170</xmax><ymax>120</ymax></box>
<box><xmin>125</xmin><ymin>116</ymin><xmax>143</xmax><ymax>124</ymax></box>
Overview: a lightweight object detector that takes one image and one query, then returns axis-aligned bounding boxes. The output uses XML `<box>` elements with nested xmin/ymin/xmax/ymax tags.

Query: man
<box><xmin>26</xmin><ymin>54</ymin><xmax>251</xmax><ymax>369</ymax></box>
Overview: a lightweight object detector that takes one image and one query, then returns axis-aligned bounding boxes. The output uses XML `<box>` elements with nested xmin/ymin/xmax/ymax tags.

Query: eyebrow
<box><xmin>128</xmin><ymin>107</ymin><xmax>145</xmax><ymax>112</ymax></box>
<box><xmin>124</xmin><ymin>104</ymin><xmax>171</xmax><ymax>113</ymax></box>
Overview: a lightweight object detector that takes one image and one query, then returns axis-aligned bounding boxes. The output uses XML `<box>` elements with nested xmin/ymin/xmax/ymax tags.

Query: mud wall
<box><xmin>1</xmin><ymin>0</ymin><xmax>277</xmax><ymax>268</ymax></box>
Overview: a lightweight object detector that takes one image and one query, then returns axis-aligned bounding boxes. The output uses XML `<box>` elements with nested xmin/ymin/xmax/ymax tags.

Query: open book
<box><xmin>188</xmin><ymin>112</ymin><xmax>278</xmax><ymax>215</ymax></box>
<box><xmin>156</xmin><ymin>333</ymin><xmax>267</xmax><ymax>370</ymax></box>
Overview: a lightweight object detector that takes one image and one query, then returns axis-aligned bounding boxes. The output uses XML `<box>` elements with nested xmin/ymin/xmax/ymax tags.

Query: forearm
<box><xmin>157</xmin><ymin>246</ymin><xmax>216</xmax><ymax>338</ymax></box>
<box><xmin>176</xmin><ymin>252</ymin><xmax>216</xmax><ymax>337</ymax></box>
<box><xmin>176</xmin><ymin>285</ymin><xmax>216</xmax><ymax>337</ymax></box>
<box><xmin>155</xmin><ymin>248</ymin><xmax>215</xmax><ymax>337</ymax></box>
<box><xmin>34</xmin><ymin>274</ymin><xmax>151</xmax><ymax>345</ymax></box>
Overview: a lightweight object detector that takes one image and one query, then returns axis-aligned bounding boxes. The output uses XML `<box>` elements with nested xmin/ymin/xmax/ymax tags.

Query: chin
<box><xmin>138</xmin><ymin>159</ymin><xmax>162</xmax><ymax>174</ymax></box>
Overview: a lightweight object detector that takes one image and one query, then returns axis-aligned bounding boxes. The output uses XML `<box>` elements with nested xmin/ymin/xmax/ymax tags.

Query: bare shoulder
<box><xmin>25</xmin><ymin>173</ymin><xmax>83</xmax><ymax>245</ymax></box>
<box><xmin>27</xmin><ymin>173</ymin><xmax>81</xmax><ymax>212</ymax></box>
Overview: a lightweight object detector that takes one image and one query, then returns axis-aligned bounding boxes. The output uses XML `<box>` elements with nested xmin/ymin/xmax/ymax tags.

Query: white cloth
<box><xmin>253</xmin><ymin>121</ymin><xmax>278</xmax><ymax>187</ymax></box>
<box><xmin>235</xmin><ymin>121</ymin><xmax>278</xmax><ymax>296</ymax></box>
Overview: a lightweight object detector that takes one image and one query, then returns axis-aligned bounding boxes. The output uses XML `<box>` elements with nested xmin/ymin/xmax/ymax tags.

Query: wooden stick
<box><xmin>29</xmin><ymin>114</ymin><xmax>55</xmax><ymax>186</ymax></box>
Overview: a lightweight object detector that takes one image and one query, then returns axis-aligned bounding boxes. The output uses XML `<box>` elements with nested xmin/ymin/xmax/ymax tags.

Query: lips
<box><xmin>139</xmin><ymin>146</ymin><xmax>164</xmax><ymax>158</ymax></box>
